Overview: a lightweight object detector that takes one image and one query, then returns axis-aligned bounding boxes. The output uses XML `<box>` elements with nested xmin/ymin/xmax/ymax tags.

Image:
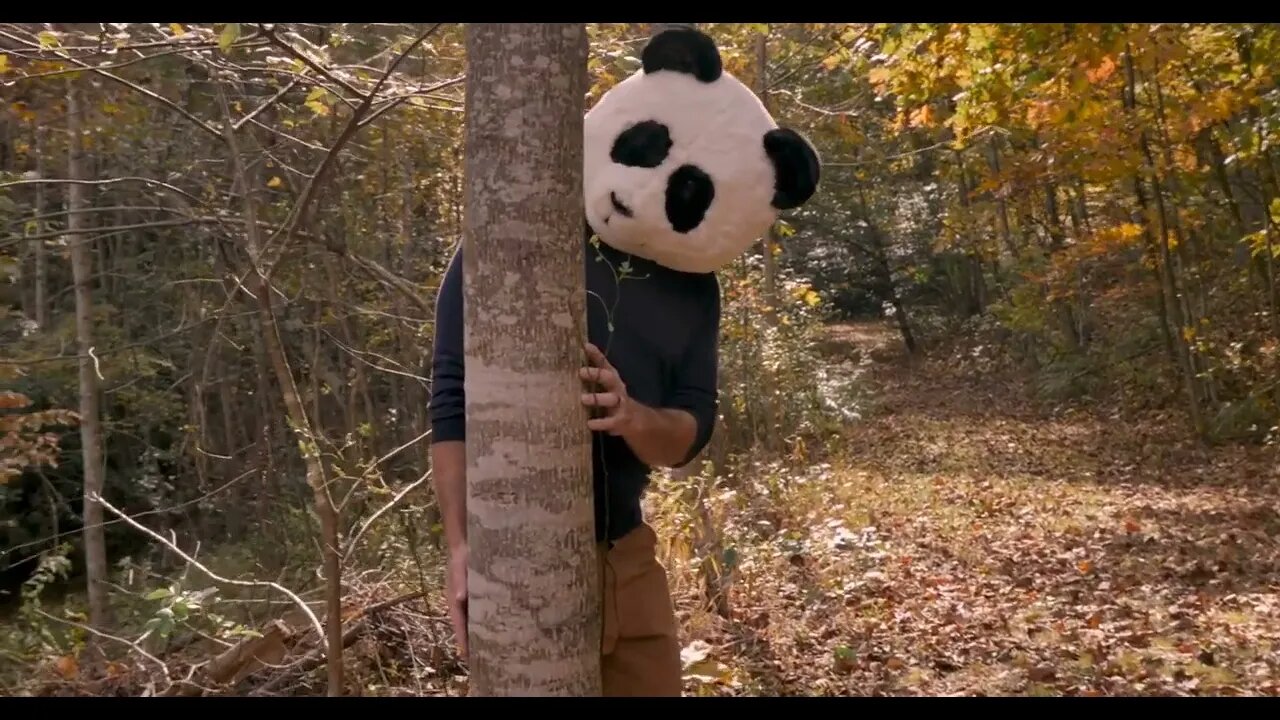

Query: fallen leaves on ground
<box><xmin>660</xmin><ymin>323</ymin><xmax>1280</xmax><ymax>697</ymax></box>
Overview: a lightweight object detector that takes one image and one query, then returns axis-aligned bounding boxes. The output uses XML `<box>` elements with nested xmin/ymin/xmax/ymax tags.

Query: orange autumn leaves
<box><xmin>0</xmin><ymin>391</ymin><xmax>77</xmax><ymax>485</ymax></box>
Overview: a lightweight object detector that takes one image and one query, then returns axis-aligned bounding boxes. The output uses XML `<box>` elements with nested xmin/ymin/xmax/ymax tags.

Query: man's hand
<box><xmin>580</xmin><ymin>342</ymin><xmax>638</xmax><ymax>436</ymax></box>
<box><xmin>580</xmin><ymin>342</ymin><xmax>698</xmax><ymax>467</ymax></box>
<box><xmin>445</xmin><ymin>544</ymin><xmax>468</xmax><ymax>660</ymax></box>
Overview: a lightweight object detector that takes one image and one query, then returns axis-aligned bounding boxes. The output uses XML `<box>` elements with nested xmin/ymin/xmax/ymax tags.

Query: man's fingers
<box><xmin>587</xmin><ymin>415</ymin><xmax>624</xmax><ymax>434</ymax></box>
<box><xmin>584</xmin><ymin>342</ymin><xmax>614</xmax><ymax>371</ymax></box>
<box><xmin>581</xmin><ymin>391</ymin><xmax>622</xmax><ymax>408</ymax></box>
<box><xmin>578</xmin><ymin>365</ymin><xmax>620</xmax><ymax>389</ymax></box>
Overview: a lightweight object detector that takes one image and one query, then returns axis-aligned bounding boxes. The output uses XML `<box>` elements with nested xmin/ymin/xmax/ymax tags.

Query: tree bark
<box><xmin>216</xmin><ymin>87</ymin><xmax>345</xmax><ymax>696</ymax></box>
<box><xmin>66</xmin><ymin>72</ymin><xmax>113</xmax><ymax>637</ymax></box>
<box><xmin>754</xmin><ymin>29</ymin><xmax>780</xmax><ymax>325</ymax></box>
<box><xmin>461</xmin><ymin>23</ymin><xmax>600</xmax><ymax>697</ymax></box>
<box><xmin>33</xmin><ymin>125</ymin><xmax>48</xmax><ymax>329</ymax></box>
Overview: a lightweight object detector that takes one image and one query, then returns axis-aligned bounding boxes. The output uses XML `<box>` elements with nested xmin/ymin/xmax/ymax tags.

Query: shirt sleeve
<box><xmin>428</xmin><ymin>248</ymin><xmax>466</xmax><ymax>444</ymax></box>
<box><xmin>664</xmin><ymin>275</ymin><xmax>721</xmax><ymax>467</ymax></box>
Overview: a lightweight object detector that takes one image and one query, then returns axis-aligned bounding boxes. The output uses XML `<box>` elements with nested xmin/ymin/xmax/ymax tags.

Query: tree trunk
<box><xmin>33</xmin><ymin>126</ymin><xmax>48</xmax><ymax>329</ymax></box>
<box><xmin>460</xmin><ymin>23</ymin><xmax>600</xmax><ymax>697</ymax></box>
<box><xmin>216</xmin><ymin>88</ymin><xmax>345</xmax><ymax>696</ymax></box>
<box><xmin>66</xmin><ymin>73</ymin><xmax>113</xmax><ymax>638</ymax></box>
<box><xmin>855</xmin><ymin>183</ymin><xmax>917</xmax><ymax>353</ymax></box>
<box><xmin>754</xmin><ymin>29</ymin><xmax>780</xmax><ymax>324</ymax></box>
<box><xmin>1123</xmin><ymin>46</ymin><xmax>1206</xmax><ymax>441</ymax></box>
<box><xmin>1237</xmin><ymin>28</ymin><xmax>1280</xmax><ymax>334</ymax></box>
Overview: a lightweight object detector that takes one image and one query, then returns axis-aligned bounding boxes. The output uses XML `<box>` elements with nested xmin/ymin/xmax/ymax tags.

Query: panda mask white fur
<box><xmin>583</xmin><ymin>27</ymin><xmax>822</xmax><ymax>275</ymax></box>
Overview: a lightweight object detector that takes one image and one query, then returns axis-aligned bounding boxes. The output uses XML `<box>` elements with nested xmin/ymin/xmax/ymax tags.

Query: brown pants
<box><xmin>599</xmin><ymin>522</ymin><xmax>683</xmax><ymax>696</ymax></box>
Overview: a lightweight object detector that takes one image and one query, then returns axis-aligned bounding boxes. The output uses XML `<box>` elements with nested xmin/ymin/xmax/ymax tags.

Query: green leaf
<box><xmin>305</xmin><ymin>87</ymin><xmax>331</xmax><ymax>116</ymax></box>
<box><xmin>144</xmin><ymin>587</ymin><xmax>173</xmax><ymax>601</ymax></box>
<box><xmin>218</xmin><ymin>23</ymin><xmax>241</xmax><ymax>53</ymax></box>
<box><xmin>722</xmin><ymin>546</ymin><xmax>739</xmax><ymax>568</ymax></box>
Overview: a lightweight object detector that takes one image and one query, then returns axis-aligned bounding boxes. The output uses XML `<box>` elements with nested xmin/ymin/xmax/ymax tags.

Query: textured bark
<box><xmin>66</xmin><ymin>73</ymin><xmax>113</xmax><ymax>635</ymax></box>
<box><xmin>461</xmin><ymin>23</ymin><xmax>600</xmax><ymax>697</ymax></box>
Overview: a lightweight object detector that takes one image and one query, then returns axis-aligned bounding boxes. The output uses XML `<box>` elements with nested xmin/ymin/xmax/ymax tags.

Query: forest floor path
<box><xmin>672</xmin><ymin>321</ymin><xmax>1280</xmax><ymax>697</ymax></box>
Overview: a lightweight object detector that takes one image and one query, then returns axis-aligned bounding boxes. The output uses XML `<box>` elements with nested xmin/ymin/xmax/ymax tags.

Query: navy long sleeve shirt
<box><xmin>428</xmin><ymin>227</ymin><xmax>721</xmax><ymax>543</ymax></box>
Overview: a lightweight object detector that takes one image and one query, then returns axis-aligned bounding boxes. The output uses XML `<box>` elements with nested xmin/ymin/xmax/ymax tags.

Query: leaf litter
<box><xmin>662</xmin><ymin>324</ymin><xmax>1280</xmax><ymax>697</ymax></box>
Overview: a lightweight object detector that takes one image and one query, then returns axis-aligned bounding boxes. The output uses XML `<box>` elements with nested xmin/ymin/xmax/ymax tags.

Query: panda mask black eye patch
<box><xmin>610</xmin><ymin>120</ymin><xmax>672</xmax><ymax>169</ymax></box>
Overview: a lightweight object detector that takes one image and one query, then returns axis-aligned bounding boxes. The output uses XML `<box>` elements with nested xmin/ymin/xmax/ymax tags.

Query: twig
<box><xmin>343</xmin><ymin>470</ymin><xmax>430</xmax><ymax>560</ymax></box>
<box><xmin>356</xmin><ymin>74</ymin><xmax>465</xmax><ymax>130</ymax></box>
<box><xmin>366</xmin><ymin>26</ymin><xmax>440</xmax><ymax>103</ymax></box>
<box><xmin>34</xmin><ymin>608</ymin><xmax>171</xmax><ymax>683</ymax></box>
<box><xmin>319</xmin><ymin>328</ymin><xmax>430</xmax><ymax>384</ymax></box>
<box><xmin>822</xmin><ymin>126</ymin><xmax>1006</xmax><ymax>168</ymax></box>
<box><xmin>361</xmin><ymin>590</ymin><xmax>428</xmax><ymax>617</ymax></box>
<box><xmin>367</xmin><ymin>429</ymin><xmax>433</xmax><ymax>476</ymax></box>
<box><xmin>262</xmin><ymin>26</ymin><xmax>363</xmax><ymax>107</ymax></box>
<box><xmin>234</xmin><ymin>77</ymin><xmax>301</xmax><ymax>131</ymax></box>
<box><xmin>89</xmin><ymin>493</ymin><xmax>328</xmax><ymax>655</ymax></box>
<box><xmin>250</xmin><ymin>590</ymin><xmax>428</xmax><ymax>696</ymax></box>
<box><xmin>0</xmin><ymin>175</ymin><xmax>202</xmax><ymax>204</ymax></box>
<box><xmin>0</xmin><ymin>28</ymin><xmax>222</xmax><ymax>140</ymax></box>
<box><xmin>3</xmin><ymin>41</ymin><xmax>268</xmax><ymax>83</ymax></box>
<box><xmin>259</xmin><ymin>23</ymin><xmax>443</xmax><ymax>273</ymax></box>
<box><xmin>11</xmin><ymin>218</ymin><xmax>199</xmax><ymax>245</ymax></box>
<box><xmin>0</xmin><ymin>313</ymin><xmax>246</xmax><ymax>367</ymax></box>
<box><xmin>341</xmin><ymin>251</ymin><xmax>436</xmax><ymax>316</ymax></box>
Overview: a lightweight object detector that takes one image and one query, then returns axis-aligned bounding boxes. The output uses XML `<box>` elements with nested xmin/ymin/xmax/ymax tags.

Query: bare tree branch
<box><xmin>0</xmin><ymin>176</ymin><xmax>203</xmax><ymax>204</ymax></box>
<box><xmin>343</xmin><ymin>469</ymin><xmax>430</xmax><ymax>560</ymax></box>
<box><xmin>234</xmin><ymin>77</ymin><xmax>301</xmax><ymax>131</ymax></box>
<box><xmin>356</xmin><ymin>74</ymin><xmax>465</xmax><ymax>130</ymax></box>
<box><xmin>90</xmin><ymin>493</ymin><xmax>328</xmax><ymax>654</ymax></box>
<box><xmin>35</xmin><ymin>609</ymin><xmax>172</xmax><ymax>683</ymax></box>
<box><xmin>259</xmin><ymin>23</ymin><xmax>445</xmax><ymax>274</ymax></box>
<box><xmin>0</xmin><ymin>28</ymin><xmax>223</xmax><ymax>140</ymax></box>
<box><xmin>261</xmin><ymin>26</ymin><xmax>363</xmax><ymax>108</ymax></box>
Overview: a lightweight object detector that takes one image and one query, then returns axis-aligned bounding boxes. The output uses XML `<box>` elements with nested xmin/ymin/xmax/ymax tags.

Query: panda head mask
<box><xmin>583</xmin><ymin>27</ymin><xmax>822</xmax><ymax>275</ymax></box>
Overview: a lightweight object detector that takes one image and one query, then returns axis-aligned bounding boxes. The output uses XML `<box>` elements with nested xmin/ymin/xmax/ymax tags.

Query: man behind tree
<box><xmin>428</xmin><ymin>25</ymin><xmax>821</xmax><ymax>697</ymax></box>
<box><xmin>430</xmin><ymin>228</ymin><xmax>718</xmax><ymax>696</ymax></box>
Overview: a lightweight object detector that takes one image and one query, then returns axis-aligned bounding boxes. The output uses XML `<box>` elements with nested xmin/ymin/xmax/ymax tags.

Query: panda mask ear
<box><xmin>642</xmin><ymin>26</ymin><xmax>723</xmax><ymax>83</ymax></box>
<box><xmin>764</xmin><ymin>127</ymin><xmax>821</xmax><ymax>210</ymax></box>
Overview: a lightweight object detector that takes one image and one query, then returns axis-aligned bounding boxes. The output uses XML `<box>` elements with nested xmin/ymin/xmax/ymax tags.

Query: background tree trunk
<box><xmin>33</xmin><ymin>125</ymin><xmax>48</xmax><ymax>329</ymax></box>
<box><xmin>66</xmin><ymin>72</ymin><xmax>112</xmax><ymax>638</ymax></box>
<box><xmin>754</xmin><ymin>29</ymin><xmax>780</xmax><ymax>325</ymax></box>
<box><xmin>461</xmin><ymin>22</ymin><xmax>600</xmax><ymax>697</ymax></box>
